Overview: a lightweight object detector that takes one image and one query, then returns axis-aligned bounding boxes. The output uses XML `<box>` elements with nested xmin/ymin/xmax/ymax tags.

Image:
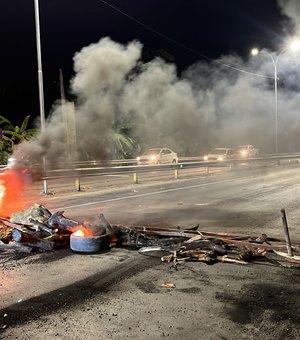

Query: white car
<box><xmin>136</xmin><ymin>148</ymin><xmax>178</xmax><ymax>165</ymax></box>
<box><xmin>234</xmin><ymin>145</ymin><xmax>258</xmax><ymax>158</ymax></box>
<box><xmin>204</xmin><ymin>148</ymin><xmax>235</xmax><ymax>161</ymax></box>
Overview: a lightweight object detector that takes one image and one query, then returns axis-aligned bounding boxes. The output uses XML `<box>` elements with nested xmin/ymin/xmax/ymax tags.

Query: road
<box><xmin>1</xmin><ymin>164</ymin><xmax>300</xmax><ymax>339</ymax></box>
<box><xmin>33</xmin><ymin>163</ymin><xmax>300</xmax><ymax>237</ymax></box>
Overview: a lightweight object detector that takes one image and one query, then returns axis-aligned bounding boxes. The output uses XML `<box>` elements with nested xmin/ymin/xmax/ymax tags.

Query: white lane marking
<box><xmin>195</xmin><ymin>203</ymin><xmax>213</xmax><ymax>206</ymax></box>
<box><xmin>57</xmin><ymin>177</ymin><xmax>246</xmax><ymax>210</ymax></box>
<box><xmin>104</xmin><ymin>174</ymin><xmax>129</xmax><ymax>178</ymax></box>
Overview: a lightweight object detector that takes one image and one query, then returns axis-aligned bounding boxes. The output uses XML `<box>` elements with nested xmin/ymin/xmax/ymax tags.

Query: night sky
<box><xmin>0</xmin><ymin>0</ymin><xmax>292</xmax><ymax>127</ymax></box>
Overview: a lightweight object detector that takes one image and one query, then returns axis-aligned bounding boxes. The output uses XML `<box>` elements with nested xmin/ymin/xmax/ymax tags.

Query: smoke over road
<box><xmin>13</xmin><ymin>0</ymin><xmax>300</xmax><ymax>169</ymax></box>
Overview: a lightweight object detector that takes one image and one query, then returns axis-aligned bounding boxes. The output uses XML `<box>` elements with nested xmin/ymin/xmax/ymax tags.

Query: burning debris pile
<box><xmin>0</xmin><ymin>204</ymin><xmax>113</xmax><ymax>254</ymax></box>
<box><xmin>1</xmin><ymin>204</ymin><xmax>300</xmax><ymax>266</ymax></box>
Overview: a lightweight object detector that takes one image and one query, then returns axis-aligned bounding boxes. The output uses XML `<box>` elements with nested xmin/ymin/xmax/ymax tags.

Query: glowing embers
<box><xmin>71</xmin><ymin>225</ymin><xmax>93</xmax><ymax>237</ymax></box>
<box><xmin>73</xmin><ymin>229</ymin><xmax>85</xmax><ymax>237</ymax></box>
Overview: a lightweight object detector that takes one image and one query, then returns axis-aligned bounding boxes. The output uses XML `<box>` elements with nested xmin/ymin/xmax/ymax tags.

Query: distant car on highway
<box><xmin>203</xmin><ymin>148</ymin><xmax>235</xmax><ymax>161</ymax></box>
<box><xmin>136</xmin><ymin>148</ymin><xmax>178</xmax><ymax>165</ymax></box>
<box><xmin>234</xmin><ymin>145</ymin><xmax>258</xmax><ymax>158</ymax></box>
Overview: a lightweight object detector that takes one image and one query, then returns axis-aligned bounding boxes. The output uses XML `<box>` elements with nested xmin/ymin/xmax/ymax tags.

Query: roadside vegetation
<box><xmin>0</xmin><ymin>115</ymin><xmax>138</xmax><ymax>165</ymax></box>
<box><xmin>0</xmin><ymin>115</ymin><xmax>38</xmax><ymax>165</ymax></box>
<box><xmin>108</xmin><ymin>121</ymin><xmax>139</xmax><ymax>160</ymax></box>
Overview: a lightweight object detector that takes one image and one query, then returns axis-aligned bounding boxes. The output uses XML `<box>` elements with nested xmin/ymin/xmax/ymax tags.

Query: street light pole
<box><xmin>34</xmin><ymin>0</ymin><xmax>48</xmax><ymax>194</ymax></box>
<box><xmin>272</xmin><ymin>55</ymin><xmax>279</xmax><ymax>154</ymax></box>
<box><xmin>270</xmin><ymin>50</ymin><xmax>287</xmax><ymax>155</ymax></box>
<box><xmin>251</xmin><ymin>49</ymin><xmax>285</xmax><ymax>154</ymax></box>
<box><xmin>252</xmin><ymin>42</ymin><xmax>300</xmax><ymax>154</ymax></box>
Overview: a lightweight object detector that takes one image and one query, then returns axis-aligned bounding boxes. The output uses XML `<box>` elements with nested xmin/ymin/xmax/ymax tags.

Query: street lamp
<box><xmin>34</xmin><ymin>0</ymin><xmax>48</xmax><ymax>194</ymax></box>
<box><xmin>251</xmin><ymin>39</ymin><xmax>300</xmax><ymax>154</ymax></box>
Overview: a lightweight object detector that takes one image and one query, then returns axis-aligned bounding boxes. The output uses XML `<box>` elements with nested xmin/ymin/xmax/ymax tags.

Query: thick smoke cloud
<box><xmin>71</xmin><ymin>36</ymin><xmax>300</xmax><ymax>155</ymax></box>
<box><xmin>278</xmin><ymin>0</ymin><xmax>300</xmax><ymax>31</ymax></box>
<box><xmin>71</xmin><ymin>37</ymin><xmax>141</xmax><ymax>160</ymax></box>
<box><xmin>14</xmin><ymin>26</ymin><xmax>300</xmax><ymax>171</ymax></box>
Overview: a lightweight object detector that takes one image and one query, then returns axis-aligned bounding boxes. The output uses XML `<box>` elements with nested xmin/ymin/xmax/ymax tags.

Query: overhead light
<box><xmin>251</xmin><ymin>48</ymin><xmax>259</xmax><ymax>56</ymax></box>
<box><xmin>290</xmin><ymin>39</ymin><xmax>300</xmax><ymax>52</ymax></box>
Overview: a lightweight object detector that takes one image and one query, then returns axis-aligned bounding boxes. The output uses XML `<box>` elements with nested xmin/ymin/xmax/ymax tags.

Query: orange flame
<box><xmin>0</xmin><ymin>169</ymin><xmax>29</xmax><ymax>217</ymax></box>
<box><xmin>71</xmin><ymin>226</ymin><xmax>93</xmax><ymax>237</ymax></box>
<box><xmin>73</xmin><ymin>229</ymin><xmax>85</xmax><ymax>237</ymax></box>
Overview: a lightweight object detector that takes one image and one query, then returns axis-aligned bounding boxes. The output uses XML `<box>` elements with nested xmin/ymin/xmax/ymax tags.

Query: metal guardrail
<box><xmin>2</xmin><ymin>153</ymin><xmax>299</xmax><ymax>192</ymax></box>
<box><xmin>2</xmin><ymin>153</ymin><xmax>300</xmax><ymax>181</ymax></box>
<box><xmin>42</xmin><ymin>153</ymin><xmax>300</xmax><ymax>180</ymax></box>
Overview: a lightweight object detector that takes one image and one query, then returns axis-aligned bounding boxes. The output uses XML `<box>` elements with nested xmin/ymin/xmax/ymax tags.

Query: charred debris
<box><xmin>1</xmin><ymin>204</ymin><xmax>300</xmax><ymax>267</ymax></box>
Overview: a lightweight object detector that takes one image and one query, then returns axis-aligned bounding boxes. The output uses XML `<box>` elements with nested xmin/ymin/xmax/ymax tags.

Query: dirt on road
<box><xmin>1</xmin><ymin>246</ymin><xmax>300</xmax><ymax>340</ymax></box>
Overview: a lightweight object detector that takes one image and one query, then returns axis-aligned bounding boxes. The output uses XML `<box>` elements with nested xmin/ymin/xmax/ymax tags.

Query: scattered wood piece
<box><xmin>273</xmin><ymin>250</ymin><xmax>300</xmax><ymax>263</ymax></box>
<box><xmin>220</xmin><ymin>238</ymin><xmax>299</xmax><ymax>252</ymax></box>
<box><xmin>160</xmin><ymin>283</ymin><xmax>176</xmax><ymax>288</ymax></box>
<box><xmin>216</xmin><ymin>255</ymin><xmax>248</xmax><ymax>265</ymax></box>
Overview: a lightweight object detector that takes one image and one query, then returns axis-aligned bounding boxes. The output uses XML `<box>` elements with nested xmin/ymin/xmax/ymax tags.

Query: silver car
<box><xmin>234</xmin><ymin>145</ymin><xmax>258</xmax><ymax>158</ymax></box>
<box><xmin>203</xmin><ymin>148</ymin><xmax>235</xmax><ymax>161</ymax></box>
<box><xmin>136</xmin><ymin>148</ymin><xmax>178</xmax><ymax>165</ymax></box>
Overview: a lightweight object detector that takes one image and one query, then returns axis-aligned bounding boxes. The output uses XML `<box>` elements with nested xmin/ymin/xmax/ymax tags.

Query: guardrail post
<box><xmin>75</xmin><ymin>177</ymin><xmax>81</xmax><ymax>191</ymax></box>
<box><xmin>174</xmin><ymin>169</ymin><xmax>179</xmax><ymax>179</ymax></box>
<box><xmin>133</xmin><ymin>172</ymin><xmax>138</xmax><ymax>184</ymax></box>
<box><xmin>42</xmin><ymin>180</ymin><xmax>48</xmax><ymax>195</ymax></box>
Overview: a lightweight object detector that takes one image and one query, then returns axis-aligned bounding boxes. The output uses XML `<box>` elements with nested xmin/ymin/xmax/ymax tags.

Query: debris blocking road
<box><xmin>1</xmin><ymin>204</ymin><xmax>300</xmax><ymax>266</ymax></box>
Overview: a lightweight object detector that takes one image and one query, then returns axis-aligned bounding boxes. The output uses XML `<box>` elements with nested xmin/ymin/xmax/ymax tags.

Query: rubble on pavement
<box><xmin>1</xmin><ymin>204</ymin><xmax>300</xmax><ymax>267</ymax></box>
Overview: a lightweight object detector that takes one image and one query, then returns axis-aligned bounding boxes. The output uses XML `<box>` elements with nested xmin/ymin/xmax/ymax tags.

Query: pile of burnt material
<box><xmin>1</xmin><ymin>205</ymin><xmax>300</xmax><ymax>266</ymax></box>
<box><xmin>0</xmin><ymin>203</ymin><xmax>113</xmax><ymax>254</ymax></box>
<box><xmin>115</xmin><ymin>225</ymin><xmax>300</xmax><ymax>266</ymax></box>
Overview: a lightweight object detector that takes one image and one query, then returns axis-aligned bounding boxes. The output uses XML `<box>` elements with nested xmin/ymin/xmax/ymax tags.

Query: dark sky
<box><xmin>0</xmin><ymin>0</ymin><xmax>290</xmax><ymax>127</ymax></box>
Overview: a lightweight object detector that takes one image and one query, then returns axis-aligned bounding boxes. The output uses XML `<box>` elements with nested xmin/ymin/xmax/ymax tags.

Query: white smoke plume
<box><xmin>278</xmin><ymin>0</ymin><xmax>300</xmax><ymax>31</ymax></box>
<box><xmin>13</xmin><ymin>32</ymin><xmax>300</xmax><ymax>174</ymax></box>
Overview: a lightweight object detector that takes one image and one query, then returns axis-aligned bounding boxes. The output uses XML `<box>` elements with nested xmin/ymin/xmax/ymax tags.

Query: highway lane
<box><xmin>23</xmin><ymin>158</ymin><xmax>279</xmax><ymax>196</ymax></box>
<box><xmin>28</xmin><ymin>163</ymin><xmax>300</xmax><ymax>238</ymax></box>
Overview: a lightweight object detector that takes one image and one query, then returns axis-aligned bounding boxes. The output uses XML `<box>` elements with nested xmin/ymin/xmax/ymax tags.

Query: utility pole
<box><xmin>34</xmin><ymin>0</ymin><xmax>48</xmax><ymax>194</ymax></box>
<box><xmin>59</xmin><ymin>69</ymin><xmax>71</xmax><ymax>162</ymax></box>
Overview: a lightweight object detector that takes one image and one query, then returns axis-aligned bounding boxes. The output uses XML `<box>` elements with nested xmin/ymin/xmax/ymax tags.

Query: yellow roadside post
<box><xmin>75</xmin><ymin>178</ymin><xmax>81</xmax><ymax>191</ymax></box>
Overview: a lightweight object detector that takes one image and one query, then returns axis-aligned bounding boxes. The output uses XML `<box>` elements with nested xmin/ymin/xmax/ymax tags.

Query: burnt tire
<box><xmin>70</xmin><ymin>234</ymin><xmax>110</xmax><ymax>253</ymax></box>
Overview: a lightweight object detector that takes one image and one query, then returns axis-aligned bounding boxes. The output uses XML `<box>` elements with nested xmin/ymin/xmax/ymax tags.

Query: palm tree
<box><xmin>110</xmin><ymin>121</ymin><xmax>138</xmax><ymax>159</ymax></box>
<box><xmin>0</xmin><ymin>115</ymin><xmax>38</xmax><ymax>162</ymax></box>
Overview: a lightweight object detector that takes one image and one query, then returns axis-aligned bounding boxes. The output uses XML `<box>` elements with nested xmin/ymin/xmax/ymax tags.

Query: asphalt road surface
<box><xmin>1</xmin><ymin>164</ymin><xmax>300</xmax><ymax>339</ymax></box>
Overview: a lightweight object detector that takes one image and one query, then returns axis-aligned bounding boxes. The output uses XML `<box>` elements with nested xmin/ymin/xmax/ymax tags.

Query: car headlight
<box><xmin>136</xmin><ymin>157</ymin><xmax>140</xmax><ymax>161</ymax></box>
<box><xmin>204</xmin><ymin>156</ymin><xmax>208</xmax><ymax>161</ymax></box>
<box><xmin>241</xmin><ymin>150</ymin><xmax>246</xmax><ymax>155</ymax></box>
